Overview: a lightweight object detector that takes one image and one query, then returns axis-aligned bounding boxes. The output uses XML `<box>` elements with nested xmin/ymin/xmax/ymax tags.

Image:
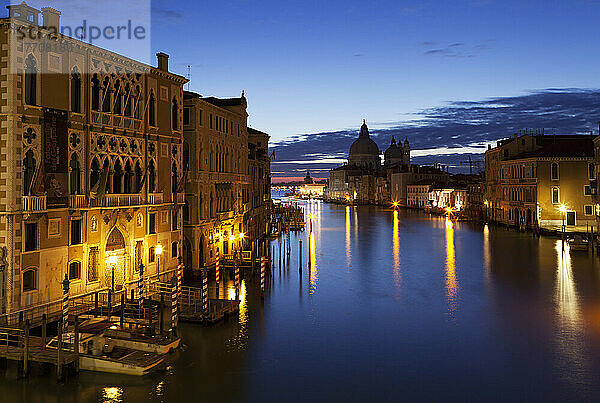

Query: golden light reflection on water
<box><xmin>309</xmin><ymin>231</ymin><xmax>318</xmax><ymax>294</ymax></box>
<box><xmin>483</xmin><ymin>224</ymin><xmax>490</xmax><ymax>284</ymax></box>
<box><xmin>555</xmin><ymin>241</ymin><xmax>580</xmax><ymax>326</ymax></box>
<box><xmin>554</xmin><ymin>240</ymin><xmax>586</xmax><ymax>382</ymax></box>
<box><xmin>392</xmin><ymin>210</ymin><xmax>401</xmax><ymax>291</ymax></box>
<box><xmin>102</xmin><ymin>387</ymin><xmax>123</xmax><ymax>403</ymax></box>
<box><xmin>345</xmin><ymin>206</ymin><xmax>351</xmax><ymax>265</ymax></box>
<box><xmin>445</xmin><ymin>218</ymin><xmax>458</xmax><ymax>319</ymax></box>
<box><xmin>239</xmin><ymin>280</ymin><xmax>247</xmax><ymax>326</ymax></box>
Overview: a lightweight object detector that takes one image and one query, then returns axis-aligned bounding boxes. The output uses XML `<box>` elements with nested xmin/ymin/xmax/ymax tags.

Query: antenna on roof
<box><xmin>186</xmin><ymin>65</ymin><xmax>191</xmax><ymax>91</ymax></box>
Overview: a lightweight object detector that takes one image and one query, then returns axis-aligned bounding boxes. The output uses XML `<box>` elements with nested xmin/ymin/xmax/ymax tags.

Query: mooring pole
<box><xmin>73</xmin><ymin>315</ymin><xmax>80</xmax><ymax>372</ymax></box>
<box><xmin>299</xmin><ymin>239</ymin><xmax>303</xmax><ymax>273</ymax></box>
<box><xmin>41</xmin><ymin>314</ymin><xmax>47</xmax><ymax>350</ymax></box>
<box><xmin>260</xmin><ymin>256</ymin><xmax>265</xmax><ymax>295</ymax></box>
<box><xmin>23</xmin><ymin>319</ymin><xmax>29</xmax><ymax>377</ymax></box>
<box><xmin>57</xmin><ymin>320</ymin><xmax>63</xmax><ymax>382</ymax></box>
<box><xmin>120</xmin><ymin>294</ymin><xmax>125</xmax><ymax>328</ymax></box>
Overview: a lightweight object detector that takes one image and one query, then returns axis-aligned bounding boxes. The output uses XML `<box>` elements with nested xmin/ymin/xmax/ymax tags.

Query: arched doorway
<box><xmin>526</xmin><ymin>209</ymin><xmax>532</xmax><ymax>228</ymax></box>
<box><xmin>514</xmin><ymin>208</ymin><xmax>519</xmax><ymax>227</ymax></box>
<box><xmin>183</xmin><ymin>237</ymin><xmax>192</xmax><ymax>271</ymax></box>
<box><xmin>105</xmin><ymin>227</ymin><xmax>127</xmax><ymax>291</ymax></box>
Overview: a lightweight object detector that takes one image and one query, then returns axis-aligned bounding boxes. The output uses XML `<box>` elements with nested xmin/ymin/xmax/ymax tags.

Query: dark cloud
<box><xmin>270</xmin><ymin>88</ymin><xmax>600</xmax><ymax>178</ymax></box>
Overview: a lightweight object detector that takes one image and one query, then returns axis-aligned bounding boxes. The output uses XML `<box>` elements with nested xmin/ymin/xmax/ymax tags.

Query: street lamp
<box><xmin>155</xmin><ymin>243</ymin><xmax>163</xmax><ymax>277</ymax></box>
<box><xmin>558</xmin><ymin>203</ymin><xmax>568</xmax><ymax>237</ymax></box>
<box><xmin>484</xmin><ymin>200</ymin><xmax>489</xmax><ymax>222</ymax></box>
<box><xmin>239</xmin><ymin>232</ymin><xmax>245</xmax><ymax>251</ymax></box>
<box><xmin>392</xmin><ymin>201</ymin><xmax>399</xmax><ymax>210</ymax></box>
<box><xmin>107</xmin><ymin>255</ymin><xmax>117</xmax><ymax>291</ymax></box>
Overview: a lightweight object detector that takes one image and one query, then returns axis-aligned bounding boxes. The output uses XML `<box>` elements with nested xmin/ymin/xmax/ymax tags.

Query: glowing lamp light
<box><xmin>239</xmin><ymin>232</ymin><xmax>245</xmax><ymax>239</ymax></box>
<box><xmin>484</xmin><ymin>200</ymin><xmax>489</xmax><ymax>206</ymax></box>
<box><xmin>229</xmin><ymin>234</ymin><xmax>236</xmax><ymax>242</ymax></box>
<box><xmin>558</xmin><ymin>204</ymin><xmax>568</xmax><ymax>214</ymax></box>
<box><xmin>155</xmin><ymin>244</ymin><xmax>163</xmax><ymax>255</ymax></box>
<box><xmin>107</xmin><ymin>255</ymin><xmax>118</xmax><ymax>265</ymax></box>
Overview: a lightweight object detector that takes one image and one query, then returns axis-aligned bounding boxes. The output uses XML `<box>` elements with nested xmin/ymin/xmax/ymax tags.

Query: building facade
<box><xmin>182</xmin><ymin>91</ymin><xmax>252</xmax><ymax>272</ymax></box>
<box><xmin>485</xmin><ymin>133</ymin><xmax>596</xmax><ymax>230</ymax></box>
<box><xmin>0</xmin><ymin>3</ymin><xmax>187</xmax><ymax>314</ymax></box>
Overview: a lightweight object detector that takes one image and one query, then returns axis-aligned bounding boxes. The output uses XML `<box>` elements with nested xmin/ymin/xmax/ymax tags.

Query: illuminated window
<box><xmin>551</xmin><ymin>187</ymin><xmax>559</xmax><ymax>204</ymax></box>
<box><xmin>551</xmin><ymin>163</ymin><xmax>559</xmax><ymax>180</ymax></box>
<box><xmin>22</xmin><ymin>269</ymin><xmax>37</xmax><ymax>292</ymax></box>
<box><xmin>68</xmin><ymin>261</ymin><xmax>81</xmax><ymax>280</ymax></box>
<box><xmin>149</xmin><ymin>247</ymin><xmax>156</xmax><ymax>263</ymax></box>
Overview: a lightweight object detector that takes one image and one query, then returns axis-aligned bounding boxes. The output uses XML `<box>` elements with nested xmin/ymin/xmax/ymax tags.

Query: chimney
<box><xmin>157</xmin><ymin>53</ymin><xmax>169</xmax><ymax>72</ymax></box>
<box><xmin>41</xmin><ymin>7</ymin><xmax>61</xmax><ymax>33</ymax></box>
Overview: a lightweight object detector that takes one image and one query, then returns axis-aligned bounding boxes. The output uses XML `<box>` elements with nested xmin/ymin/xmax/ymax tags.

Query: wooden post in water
<box><xmin>299</xmin><ymin>239</ymin><xmax>303</xmax><ymax>273</ymax></box>
<box><xmin>260</xmin><ymin>256</ymin><xmax>265</xmax><ymax>294</ymax></box>
<box><xmin>272</xmin><ymin>245</ymin><xmax>275</xmax><ymax>269</ymax></box>
<box><xmin>41</xmin><ymin>314</ymin><xmax>47</xmax><ymax>350</ymax></box>
<box><xmin>159</xmin><ymin>294</ymin><xmax>164</xmax><ymax>332</ymax></box>
<box><xmin>73</xmin><ymin>315</ymin><xmax>79</xmax><ymax>372</ymax></box>
<box><xmin>23</xmin><ymin>319</ymin><xmax>29</xmax><ymax>377</ymax></box>
<box><xmin>120</xmin><ymin>294</ymin><xmax>125</xmax><ymax>328</ymax></box>
<box><xmin>94</xmin><ymin>292</ymin><xmax>98</xmax><ymax>317</ymax></box>
<box><xmin>108</xmin><ymin>290</ymin><xmax>113</xmax><ymax>320</ymax></box>
<box><xmin>57</xmin><ymin>320</ymin><xmax>63</xmax><ymax>382</ymax></box>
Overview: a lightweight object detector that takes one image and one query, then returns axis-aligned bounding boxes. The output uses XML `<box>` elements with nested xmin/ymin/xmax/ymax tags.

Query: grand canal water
<box><xmin>3</xmin><ymin>198</ymin><xmax>600</xmax><ymax>401</ymax></box>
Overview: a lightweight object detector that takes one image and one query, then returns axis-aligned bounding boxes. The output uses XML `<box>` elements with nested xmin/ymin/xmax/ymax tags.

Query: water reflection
<box><xmin>309</xmin><ymin>231</ymin><xmax>318</xmax><ymax>295</ymax></box>
<box><xmin>445</xmin><ymin>218</ymin><xmax>458</xmax><ymax>320</ymax></box>
<box><xmin>554</xmin><ymin>240</ymin><xmax>587</xmax><ymax>386</ymax></box>
<box><xmin>392</xmin><ymin>210</ymin><xmax>401</xmax><ymax>293</ymax></box>
<box><xmin>102</xmin><ymin>387</ymin><xmax>124</xmax><ymax>403</ymax></box>
<box><xmin>346</xmin><ymin>206</ymin><xmax>351</xmax><ymax>266</ymax></box>
<box><xmin>483</xmin><ymin>224</ymin><xmax>490</xmax><ymax>284</ymax></box>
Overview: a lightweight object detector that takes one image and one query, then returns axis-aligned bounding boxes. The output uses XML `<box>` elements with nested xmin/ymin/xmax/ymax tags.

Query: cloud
<box><xmin>270</xmin><ymin>88</ymin><xmax>600</xmax><ymax>178</ymax></box>
<box><xmin>422</xmin><ymin>41</ymin><xmax>491</xmax><ymax>58</ymax></box>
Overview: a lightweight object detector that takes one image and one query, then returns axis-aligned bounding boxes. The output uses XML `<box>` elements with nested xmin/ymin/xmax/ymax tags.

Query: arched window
<box><xmin>90</xmin><ymin>157</ymin><xmax>100</xmax><ymax>189</ymax></box>
<box><xmin>114</xmin><ymin>80</ymin><xmax>122</xmax><ymax>115</ymax></box>
<box><xmin>112</xmin><ymin>159</ymin><xmax>123</xmax><ymax>194</ymax></box>
<box><xmin>102</xmin><ymin>77</ymin><xmax>111</xmax><ymax>112</ymax></box>
<box><xmin>135</xmin><ymin>86</ymin><xmax>142</xmax><ymax>119</ymax></box>
<box><xmin>68</xmin><ymin>261</ymin><xmax>81</xmax><ymax>280</ymax></box>
<box><xmin>172</xmin><ymin>97</ymin><xmax>178</xmax><ymax>130</ymax></box>
<box><xmin>551</xmin><ymin>162</ymin><xmax>559</xmax><ymax>180</ymax></box>
<box><xmin>183</xmin><ymin>201</ymin><xmax>190</xmax><ymax>223</ymax></box>
<box><xmin>23</xmin><ymin>149</ymin><xmax>36</xmax><ymax>195</ymax></box>
<box><xmin>69</xmin><ymin>153</ymin><xmax>81</xmax><ymax>195</ymax></box>
<box><xmin>103</xmin><ymin>158</ymin><xmax>111</xmax><ymax>193</ymax></box>
<box><xmin>172</xmin><ymin>162</ymin><xmax>178</xmax><ymax>194</ymax></box>
<box><xmin>22</xmin><ymin>268</ymin><xmax>37</xmax><ymax>292</ymax></box>
<box><xmin>124</xmin><ymin>83</ymin><xmax>132</xmax><ymax>116</ymax></box>
<box><xmin>183</xmin><ymin>142</ymin><xmax>189</xmax><ymax>170</ymax></box>
<box><xmin>149</xmin><ymin>90</ymin><xmax>156</xmax><ymax>126</ymax></box>
<box><xmin>124</xmin><ymin>160</ymin><xmax>133</xmax><ymax>193</ymax></box>
<box><xmin>134</xmin><ymin>161</ymin><xmax>143</xmax><ymax>192</ymax></box>
<box><xmin>71</xmin><ymin>67</ymin><xmax>81</xmax><ymax>113</ymax></box>
<box><xmin>589</xmin><ymin>163</ymin><xmax>595</xmax><ymax>180</ymax></box>
<box><xmin>91</xmin><ymin>74</ymin><xmax>100</xmax><ymax>111</ymax></box>
<box><xmin>25</xmin><ymin>55</ymin><xmax>37</xmax><ymax>105</ymax></box>
<box><xmin>148</xmin><ymin>159</ymin><xmax>156</xmax><ymax>193</ymax></box>
<box><xmin>171</xmin><ymin>241</ymin><xmax>178</xmax><ymax>258</ymax></box>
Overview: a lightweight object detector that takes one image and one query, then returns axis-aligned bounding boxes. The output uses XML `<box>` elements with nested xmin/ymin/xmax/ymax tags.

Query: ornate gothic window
<box><xmin>25</xmin><ymin>55</ymin><xmax>37</xmax><ymax>105</ymax></box>
<box><xmin>71</xmin><ymin>67</ymin><xmax>81</xmax><ymax>113</ymax></box>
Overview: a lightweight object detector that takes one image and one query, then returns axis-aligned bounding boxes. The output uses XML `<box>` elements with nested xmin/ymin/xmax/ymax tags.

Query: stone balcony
<box><xmin>89</xmin><ymin>193</ymin><xmax>142</xmax><ymax>208</ymax></box>
<box><xmin>22</xmin><ymin>195</ymin><xmax>46</xmax><ymax>212</ymax></box>
<box><xmin>148</xmin><ymin>192</ymin><xmax>163</xmax><ymax>204</ymax></box>
<box><xmin>69</xmin><ymin>194</ymin><xmax>87</xmax><ymax>209</ymax></box>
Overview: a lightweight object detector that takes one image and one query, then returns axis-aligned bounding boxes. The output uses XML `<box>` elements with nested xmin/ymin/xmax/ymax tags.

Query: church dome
<box><xmin>349</xmin><ymin>120</ymin><xmax>380</xmax><ymax>158</ymax></box>
<box><xmin>384</xmin><ymin>137</ymin><xmax>403</xmax><ymax>160</ymax></box>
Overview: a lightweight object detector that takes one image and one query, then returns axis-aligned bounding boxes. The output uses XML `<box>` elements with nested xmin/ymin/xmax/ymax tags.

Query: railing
<box><xmin>0</xmin><ymin>327</ymin><xmax>23</xmax><ymax>349</ymax></box>
<box><xmin>89</xmin><ymin>193</ymin><xmax>142</xmax><ymax>208</ymax></box>
<box><xmin>22</xmin><ymin>195</ymin><xmax>46</xmax><ymax>212</ymax></box>
<box><xmin>217</xmin><ymin>210</ymin><xmax>234</xmax><ymax>221</ymax></box>
<box><xmin>148</xmin><ymin>192</ymin><xmax>163</xmax><ymax>204</ymax></box>
<box><xmin>69</xmin><ymin>194</ymin><xmax>86</xmax><ymax>209</ymax></box>
<box><xmin>91</xmin><ymin>110</ymin><xmax>142</xmax><ymax>130</ymax></box>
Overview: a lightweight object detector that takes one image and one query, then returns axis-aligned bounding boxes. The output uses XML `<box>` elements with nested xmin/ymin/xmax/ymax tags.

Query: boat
<box><xmin>568</xmin><ymin>235</ymin><xmax>589</xmax><ymax>251</ymax></box>
<box><xmin>46</xmin><ymin>332</ymin><xmax>165</xmax><ymax>376</ymax></box>
<box><xmin>78</xmin><ymin>317</ymin><xmax>181</xmax><ymax>355</ymax></box>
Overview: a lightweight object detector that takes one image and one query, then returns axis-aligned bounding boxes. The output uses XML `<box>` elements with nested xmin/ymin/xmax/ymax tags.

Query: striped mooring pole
<box><xmin>260</xmin><ymin>256</ymin><xmax>265</xmax><ymax>292</ymax></box>
<box><xmin>202</xmin><ymin>269</ymin><xmax>208</xmax><ymax>312</ymax></box>
<box><xmin>138</xmin><ymin>262</ymin><xmax>144</xmax><ymax>301</ymax></box>
<box><xmin>215</xmin><ymin>249</ymin><xmax>220</xmax><ymax>283</ymax></box>
<box><xmin>62</xmin><ymin>274</ymin><xmax>70</xmax><ymax>332</ymax></box>
<box><xmin>172</xmin><ymin>259</ymin><xmax>183</xmax><ymax>329</ymax></box>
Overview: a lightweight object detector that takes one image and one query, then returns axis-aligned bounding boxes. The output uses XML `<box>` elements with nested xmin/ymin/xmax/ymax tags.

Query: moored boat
<box><xmin>568</xmin><ymin>235</ymin><xmax>589</xmax><ymax>251</ymax></box>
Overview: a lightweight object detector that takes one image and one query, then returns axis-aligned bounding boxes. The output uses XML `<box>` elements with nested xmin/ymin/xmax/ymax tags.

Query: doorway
<box><xmin>566</xmin><ymin>211</ymin><xmax>576</xmax><ymax>226</ymax></box>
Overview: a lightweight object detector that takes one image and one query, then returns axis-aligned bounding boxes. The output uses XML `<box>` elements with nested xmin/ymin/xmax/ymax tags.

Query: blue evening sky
<box><xmin>151</xmin><ymin>0</ymin><xmax>600</xmax><ymax>142</ymax></box>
